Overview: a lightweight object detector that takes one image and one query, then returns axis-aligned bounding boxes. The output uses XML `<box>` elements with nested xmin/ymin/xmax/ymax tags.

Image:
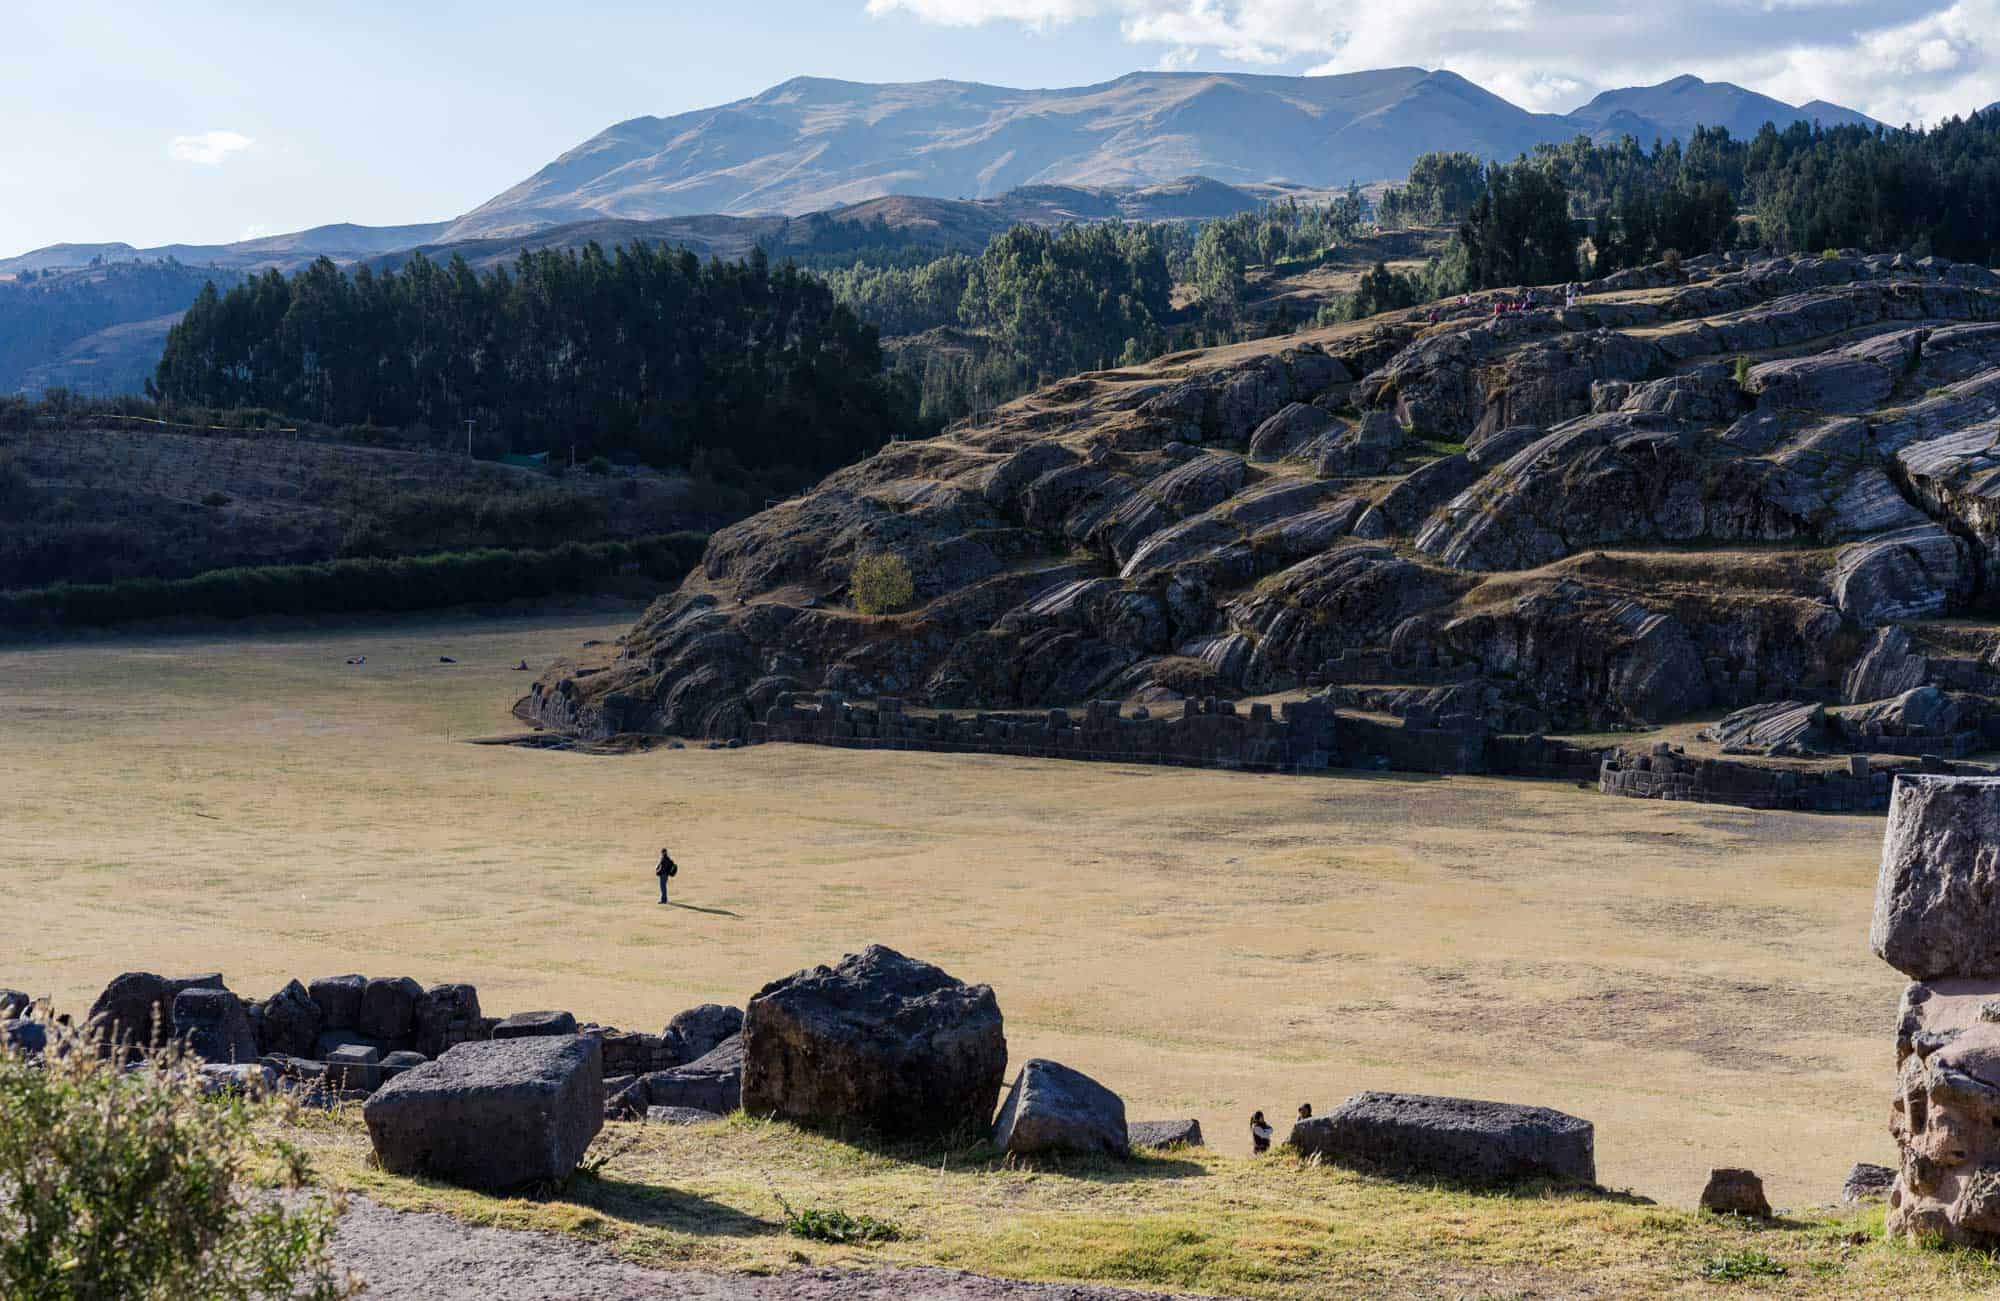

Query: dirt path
<box><xmin>329</xmin><ymin>1195</ymin><xmax>1226</xmax><ymax>1300</ymax></box>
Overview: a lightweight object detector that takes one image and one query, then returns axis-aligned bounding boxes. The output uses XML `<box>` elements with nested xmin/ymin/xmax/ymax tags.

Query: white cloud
<box><xmin>169</xmin><ymin>130</ymin><xmax>254</xmax><ymax>166</ymax></box>
<box><xmin>864</xmin><ymin>0</ymin><xmax>2000</xmax><ymax>121</ymax></box>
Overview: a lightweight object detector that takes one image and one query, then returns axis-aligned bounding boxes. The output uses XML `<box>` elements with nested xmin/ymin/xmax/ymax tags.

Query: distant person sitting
<box><xmin>1297</xmin><ymin>1102</ymin><xmax>1313</xmax><ymax>1122</ymax></box>
<box><xmin>1250</xmin><ymin>1110</ymin><xmax>1273</xmax><ymax>1154</ymax></box>
<box><xmin>514</xmin><ymin>660</ymin><xmax>531</xmax><ymax>671</ymax></box>
<box><xmin>655</xmin><ymin>848</ymin><xmax>679</xmax><ymax>904</ymax></box>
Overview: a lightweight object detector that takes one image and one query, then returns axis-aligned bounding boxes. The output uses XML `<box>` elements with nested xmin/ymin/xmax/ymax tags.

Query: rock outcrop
<box><xmin>1878</xmin><ymin>776</ymin><xmax>2000</xmax><ymax>1246</ymax></box>
<box><xmin>739</xmin><ymin>945</ymin><xmax>1007</xmax><ymax>1137</ymax></box>
<box><xmin>523</xmin><ymin>250</ymin><xmax>2000</xmax><ymax>747</ymax></box>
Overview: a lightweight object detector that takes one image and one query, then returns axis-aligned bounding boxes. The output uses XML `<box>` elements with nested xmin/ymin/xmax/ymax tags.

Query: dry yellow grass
<box><xmin>0</xmin><ymin>611</ymin><xmax>1907</xmax><ymax>1231</ymax></box>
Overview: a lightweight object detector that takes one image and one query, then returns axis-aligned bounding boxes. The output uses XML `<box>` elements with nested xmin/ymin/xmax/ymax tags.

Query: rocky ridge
<box><xmin>527</xmin><ymin>249</ymin><xmax>2000</xmax><ymax>748</ymax></box>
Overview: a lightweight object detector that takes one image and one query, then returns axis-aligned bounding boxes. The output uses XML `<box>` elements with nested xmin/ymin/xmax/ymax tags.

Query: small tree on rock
<box><xmin>851</xmin><ymin>552</ymin><xmax>915</xmax><ymax>616</ymax></box>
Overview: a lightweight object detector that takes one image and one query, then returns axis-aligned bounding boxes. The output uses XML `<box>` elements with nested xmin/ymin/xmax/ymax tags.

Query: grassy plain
<box><xmin>0</xmin><ymin>610</ymin><xmax>1955</xmax><ymax>1294</ymax></box>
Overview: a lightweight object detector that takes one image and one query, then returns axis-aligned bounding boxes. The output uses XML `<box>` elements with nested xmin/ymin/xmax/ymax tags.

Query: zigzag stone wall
<box><xmin>749</xmin><ymin>692</ymin><xmax>1605</xmax><ymax>783</ymax></box>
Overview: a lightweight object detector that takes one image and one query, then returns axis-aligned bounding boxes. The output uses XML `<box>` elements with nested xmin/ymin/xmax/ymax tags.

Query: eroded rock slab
<box><xmin>1288</xmin><ymin>1092</ymin><xmax>1595</xmax><ymax>1185</ymax></box>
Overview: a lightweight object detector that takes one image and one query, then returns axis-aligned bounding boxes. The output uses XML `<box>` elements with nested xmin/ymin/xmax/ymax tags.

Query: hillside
<box><xmin>526</xmin><ymin>249</ymin><xmax>2000</xmax><ymax>752</ymax></box>
<box><xmin>448</xmin><ymin>70</ymin><xmax>1873</xmax><ymax>239</ymax></box>
<box><xmin>0</xmin><ymin>422</ymin><xmax>712</xmax><ymax>591</ymax></box>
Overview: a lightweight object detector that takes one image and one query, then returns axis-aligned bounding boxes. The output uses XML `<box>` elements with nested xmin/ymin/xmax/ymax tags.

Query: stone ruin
<box><xmin>1874</xmin><ymin>775</ymin><xmax>2000</xmax><ymax>1246</ymax></box>
<box><xmin>753</xmin><ymin>690</ymin><xmax>1602</xmax><ymax>782</ymax></box>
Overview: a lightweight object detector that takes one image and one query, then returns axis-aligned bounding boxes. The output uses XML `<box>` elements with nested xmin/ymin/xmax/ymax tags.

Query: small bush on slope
<box><xmin>0</xmin><ymin>1014</ymin><xmax>354</xmax><ymax>1300</ymax></box>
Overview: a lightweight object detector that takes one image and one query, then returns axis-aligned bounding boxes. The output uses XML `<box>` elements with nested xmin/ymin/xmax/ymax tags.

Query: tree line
<box><xmin>150</xmin><ymin>244</ymin><xmax>913</xmax><ymax>494</ymax></box>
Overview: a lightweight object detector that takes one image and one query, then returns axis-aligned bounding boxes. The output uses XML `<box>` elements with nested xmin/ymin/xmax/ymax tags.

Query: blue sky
<box><xmin>7</xmin><ymin>0</ymin><xmax>1998</xmax><ymax>259</ymax></box>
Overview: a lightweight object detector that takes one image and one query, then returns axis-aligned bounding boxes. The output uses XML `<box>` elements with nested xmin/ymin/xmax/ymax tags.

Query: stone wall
<box><xmin>1598</xmin><ymin>744</ymin><xmax>1983</xmax><ymax>813</ymax></box>
<box><xmin>751</xmin><ymin>691</ymin><xmax>1607</xmax><ymax>785</ymax></box>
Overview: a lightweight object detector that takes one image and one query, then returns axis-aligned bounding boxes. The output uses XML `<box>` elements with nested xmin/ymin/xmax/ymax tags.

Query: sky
<box><xmin>6</xmin><ymin>0</ymin><xmax>1999</xmax><ymax>259</ymax></box>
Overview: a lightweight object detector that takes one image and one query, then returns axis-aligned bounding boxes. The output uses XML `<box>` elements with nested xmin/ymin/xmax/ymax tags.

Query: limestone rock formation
<box><xmin>739</xmin><ymin>945</ymin><xmax>1006</xmax><ymax>1136</ymax></box>
<box><xmin>522</xmin><ymin>250</ymin><xmax>2000</xmax><ymax>744</ymax></box>
<box><xmin>1872</xmin><ymin>776</ymin><xmax>2000</xmax><ymax>981</ymax></box>
<box><xmin>363</xmin><ymin>1035</ymin><xmax>605</xmax><ymax>1192</ymax></box>
<box><xmin>991</xmin><ymin>1058</ymin><xmax>1130</xmax><ymax>1158</ymax></box>
<box><xmin>1288</xmin><ymin>1092</ymin><xmax>1595</xmax><ymax>1185</ymax></box>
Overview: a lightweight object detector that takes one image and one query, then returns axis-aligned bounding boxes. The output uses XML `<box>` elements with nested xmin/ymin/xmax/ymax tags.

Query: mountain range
<box><xmin>1</xmin><ymin>68</ymin><xmax>1879</xmax><ymax>398</ymax></box>
<box><xmin>443</xmin><ymin>70</ymin><xmax>1878</xmax><ymax>241</ymax></box>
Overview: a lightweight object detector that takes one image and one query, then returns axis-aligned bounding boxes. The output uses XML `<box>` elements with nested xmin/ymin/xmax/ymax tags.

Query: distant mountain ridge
<box><xmin>445</xmin><ymin>69</ymin><xmax>1878</xmax><ymax>241</ymax></box>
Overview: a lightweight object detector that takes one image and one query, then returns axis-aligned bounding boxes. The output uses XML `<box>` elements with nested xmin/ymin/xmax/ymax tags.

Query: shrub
<box><xmin>1698</xmin><ymin>1249</ymin><xmax>1787</xmax><ymax>1281</ymax></box>
<box><xmin>0</xmin><ymin>1015</ymin><xmax>353</xmax><ymax>1299</ymax></box>
<box><xmin>774</xmin><ymin>1191</ymin><xmax>902</xmax><ymax>1244</ymax></box>
<box><xmin>585</xmin><ymin>456</ymin><xmax>612</xmax><ymax>476</ymax></box>
<box><xmin>850</xmin><ymin>551</ymin><xmax>916</xmax><ymax>615</ymax></box>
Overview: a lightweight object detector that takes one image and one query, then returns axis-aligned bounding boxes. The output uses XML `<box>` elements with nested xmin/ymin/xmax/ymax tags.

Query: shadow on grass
<box><xmin>557</xmin><ymin>1171</ymin><xmax>782</xmax><ymax>1237</ymax></box>
<box><xmin>767</xmin><ymin>1116</ymin><xmax>1209</xmax><ymax>1182</ymax></box>
<box><xmin>664</xmin><ymin>902</ymin><xmax>740</xmax><ymax>918</ymax></box>
<box><xmin>1291</xmin><ymin>1152</ymin><xmax>1657</xmax><ymax>1205</ymax></box>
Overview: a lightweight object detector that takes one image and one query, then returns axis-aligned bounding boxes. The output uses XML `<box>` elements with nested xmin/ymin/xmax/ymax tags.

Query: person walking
<box><xmin>655</xmin><ymin>848</ymin><xmax>679</xmax><ymax>904</ymax></box>
<box><xmin>1250</xmin><ymin>1110</ymin><xmax>1274</xmax><ymax>1154</ymax></box>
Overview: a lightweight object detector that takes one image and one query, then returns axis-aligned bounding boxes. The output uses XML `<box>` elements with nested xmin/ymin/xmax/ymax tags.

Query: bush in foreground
<box><xmin>0</xmin><ymin>1015</ymin><xmax>353</xmax><ymax>1300</ymax></box>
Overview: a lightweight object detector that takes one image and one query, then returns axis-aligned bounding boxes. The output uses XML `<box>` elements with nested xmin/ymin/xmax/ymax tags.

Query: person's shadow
<box><xmin>665</xmin><ymin>902</ymin><xmax>740</xmax><ymax>918</ymax></box>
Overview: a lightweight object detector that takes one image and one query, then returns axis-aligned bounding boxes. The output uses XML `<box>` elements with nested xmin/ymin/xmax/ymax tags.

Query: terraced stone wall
<box><xmin>1598</xmin><ymin>743</ymin><xmax>1984</xmax><ymax>812</ymax></box>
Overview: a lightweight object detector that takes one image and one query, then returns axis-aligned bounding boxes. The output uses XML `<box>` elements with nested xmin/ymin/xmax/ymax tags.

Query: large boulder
<box><xmin>412</xmin><ymin>983</ymin><xmax>482</xmax><ymax>1058</ymax></box>
<box><xmin>991</xmin><ymin>1058</ymin><xmax>1129</xmax><ymax>1158</ymax></box>
<box><xmin>1871</xmin><ymin>776</ymin><xmax>2000</xmax><ymax>980</ymax></box>
<box><xmin>358</xmin><ymin>976</ymin><xmax>423</xmax><ymax>1043</ymax></box>
<box><xmin>255</xmin><ymin>980</ymin><xmax>323</xmax><ymax>1058</ymax></box>
<box><xmin>739</xmin><ymin>945</ymin><xmax>1007</xmax><ymax>1136</ymax></box>
<box><xmin>309</xmin><ymin>974</ymin><xmax>366</xmax><ymax>1030</ymax></box>
<box><xmin>173</xmin><ymin>987</ymin><xmax>259</xmax><ymax>1064</ymax></box>
<box><xmin>662</xmin><ymin>1003</ymin><xmax>743</xmax><ymax>1066</ymax></box>
<box><xmin>86</xmin><ymin>971</ymin><xmax>224</xmax><ymax>1053</ymax></box>
<box><xmin>362</xmin><ymin>1035</ymin><xmax>604</xmax><ymax>1191</ymax></box>
<box><xmin>1289</xmin><ymin>1092</ymin><xmax>1595</xmax><ymax>1185</ymax></box>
